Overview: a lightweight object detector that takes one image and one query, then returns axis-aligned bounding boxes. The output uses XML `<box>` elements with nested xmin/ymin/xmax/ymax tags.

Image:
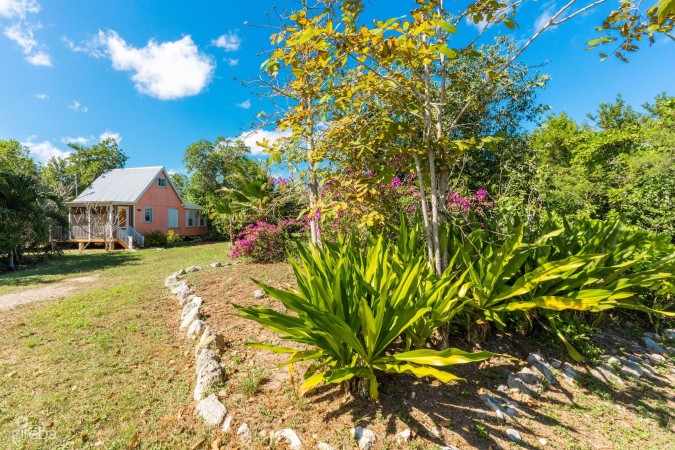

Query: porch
<box><xmin>68</xmin><ymin>204</ymin><xmax>144</xmax><ymax>249</ymax></box>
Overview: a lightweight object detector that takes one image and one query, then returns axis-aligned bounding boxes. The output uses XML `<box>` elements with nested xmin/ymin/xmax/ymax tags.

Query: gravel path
<box><xmin>0</xmin><ymin>275</ymin><xmax>99</xmax><ymax>311</ymax></box>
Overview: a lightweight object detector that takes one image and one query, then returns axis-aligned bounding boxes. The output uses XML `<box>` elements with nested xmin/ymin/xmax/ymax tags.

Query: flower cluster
<box><xmin>231</xmin><ymin>222</ymin><xmax>287</xmax><ymax>263</ymax></box>
<box><xmin>446</xmin><ymin>188</ymin><xmax>493</xmax><ymax>218</ymax></box>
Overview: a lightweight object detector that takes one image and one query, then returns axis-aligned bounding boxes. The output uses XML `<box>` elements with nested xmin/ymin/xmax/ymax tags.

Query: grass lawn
<box><xmin>0</xmin><ymin>242</ymin><xmax>230</xmax><ymax>449</ymax></box>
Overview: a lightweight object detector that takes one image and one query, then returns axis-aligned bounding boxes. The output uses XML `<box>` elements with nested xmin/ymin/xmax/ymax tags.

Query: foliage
<box><xmin>166</xmin><ymin>230</ymin><xmax>182</xmax><ymax>245</ymax></box>
<box><xmin>230</xmin><ymin>222</ymin><xmax>288</xmax><ymax>263</ymax></box>
<box><xmin>235</xmin><ymin>232</ymin><xmax>499</xmax><ymax>400</ymax></box>
<box><xmin>144</xmin><ymin>231</ymin><xmax>168</xmax><ymax>248</ymax></box>
<box><xmin>0</xmin><ymin>140</ymin><xmax>66</xmax><ymax>271</ymax></box>
<box><xmin>41</xmin><ymin>137</ymin><xmax>128</xmax><ymax>200</ymax></box>
<box><xmin>445</xmin><ymin>217</ymin><xmax>675</xmax><ymax>359</ymax></box>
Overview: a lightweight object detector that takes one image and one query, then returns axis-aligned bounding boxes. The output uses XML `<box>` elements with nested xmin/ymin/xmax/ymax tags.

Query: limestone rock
<box><xmin>550</xmin><ymin>359</ymin><xmax>562</xmax><ymax>369</ymax></box>
<box><xmin>194</xmin><ymin>327</ymin><xmax>226</xmax><ymax>357</ymax></box>
<box><xmin>647</xmin><ymin>353</ymin><xmax>666</xmax><ymax>365</ymax></box>
<box><xmin>237</xmin><ymin>423</ymin><xmax>251</xmax><ymax>446</ymax></box>
<box><xmin>350</xmin><ymin>426</ymin><xmax>377</xmax><ymax>450</ymax></box>
<box><xmin>253</xmin><ymin>289</ymin><xmax>267</xmax><ymax>299</ymax></box>
<box><xmin>439</xmin><ymin>446</ymin><xmax>459</xmax><ymax>450</ymax></box>
<box><xmin>643</xmin><ymin>337</ymin><xmax>668</xmax><ymax>355</ymax></box>
<box><xmin>590</xmin><ymin>364</ymin><xmax>624</xmax><ymax>385</ymax></box>
<box><xmin>210</xmin><ymin>262</ymin><xmax>223</xmax><ymax>268</ymax></box>
<box><xmin>506</xmin><ymin>428</ymin><xmax>522</xmax><ymax>442</ymax></box>
<box><xmin>175</xmin><ymin>268</ymin><xmax>187</xmax><ymax>276</ymax></box>
<box><xmin>619</xmin><ymin>358</ymin><xmax>643</xmax><ymax>378</ymax></box>
<box><xmin>317</xmin><ymin>443</ymin><xmax>335</xmax><ymax>450</ymax></box>
<box><xmin>507</xmin><ymin>368</ymin><xmax>544</xmax><ymax>396</ymax></box>
<box><xmin>194</xmin><ymin>358</ymin><xmax>223</xmax><ymax>401</ymax></box>
<box><xmin>644</xmin><ymin>332</ymin><xmax>662</xmax><ymax>342</ymax></box>
<box><xmin>600</xmin><ymin>355</ymin><xmax>622</xmax><ymax>366</ymax></box>
<box><xmin>562</xmin><ymin>363</ymin><xmax>579</xmax><ymax>382</ymax></box>
<box><xmin>221</xmin><ymin>414</ymin><xmax>233</xmax><ymax>433</ymax></box>
<box><xmin>527</xmin><ymin>353</ymin><xmax>557</xmax><ymax>384</ymax></box>
<box><xmin>187</xmin><ymin>319</ymin><xmax>206</xmax><ymax>340</ymax></box>
<box><xmin>196</xmin><ymin>394</ymin><xmax>227</xmax><ymax>427</ymax></box>
<box><xmin>479</xmin><ymin>394</ymin><xmax>509</xmax><ymax>422</ymax></box>
<box><xmin>164</xmin><ymin>275</ymin><xmax>179</xmax><ymax>287</ymax></box>
<box><xmin>196</xmin><ymin>348</ymin><xmax>219</xmax><ymax>374</ymax></box>
<box><xmin>180</xmin><ymin>306</ymin><xmax>200</xmax><ymax>331</ymax></box>
<box><xmin>171</xmin><ymin>281</ymin><xmax>188</xmax><ymax>294</ymax></box>
<box><xmin>185</xmin><ymin>265</ymin><xmax>202</xmax><ymax>273</ymax></box>
<box><xmin>662</xmin><ymin>329</ymin><xmax>675</xmax><ymax>341</ymax></box>
<box><xmin>181</xmin><ymin>297</ymin><xmax>202</xmax><ymax>319</ymax></box>
<box><xmin>394</xmin><ymin>429</ymin><xmax>411</xmax><ymax>444</ymax></box>
<box><xmin>641</xmin><ymin>363</ymin><xmax>659</xmax><ymax>380</ymax></box>
<box><xmin>270</xmin><ymin>428</ymin><xmax>303</xmax><ymax>450</ymax></box>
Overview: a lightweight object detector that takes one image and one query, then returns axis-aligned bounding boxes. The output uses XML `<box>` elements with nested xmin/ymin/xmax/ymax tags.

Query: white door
<box><xmin>168</xmin><ymin>208</ymin><xmax>179</xmax><ymax>228</ymax></box>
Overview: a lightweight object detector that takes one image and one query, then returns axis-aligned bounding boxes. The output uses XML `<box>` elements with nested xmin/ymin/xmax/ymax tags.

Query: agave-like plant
<box><xmin>448</xmin><ymin>217</ymin><xmax>675</xmax><ymax>358</ymax></box>
<box><xmin>234</xmin><ymin>234</ymin><xmax>499</xmax><ymax>400</ymax></box>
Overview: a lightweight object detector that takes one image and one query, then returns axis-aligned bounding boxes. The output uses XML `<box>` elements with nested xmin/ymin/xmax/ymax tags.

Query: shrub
<box><xmin>230</xmin><ymin>222</ymin><xmax>286</xmax><ymax>263</ymax></box>
<box><xmin>166</xmin><ymin>230</ymin><xmax>181</xmax><ymax>245</ymax></box>
<box><xmin>144</xmin><ymin>230</ymin><xmax>168</xmax><ymax>248</ymax></box>
<box><xmin>235</xmin><ymin>233</ymin><xmax>499</xmax><ymax>400</ymax></box>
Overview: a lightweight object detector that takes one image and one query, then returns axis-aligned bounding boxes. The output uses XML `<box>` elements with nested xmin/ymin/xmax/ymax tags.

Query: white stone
<box><xmin>590</xmin><ymin>364</ymin><xmax>624</xmax><ymax>385</ymax></box>
<box><xmin>221</xmin><ymin>414</ymin><xmax>233</xmax><ymax>433</ymax></box>
<box><xmin>350</xmin><ymin>426</ymin><xmax>377</xmax><ymax>450</ymax></box>
<box><xmin>196</xmin><ymin>394</ymin><xmax>227</xmax><ymax>427</ymax></box>
<box><xmin>171</xmin><ymin>281</ymin><xmax>188</xmax><ymax>294</ymax></box>
<box><xmin>394</xmin><ymin>429</ymin><xmax>412</xmax><ymax>444</ymax></box>
<box><xmin>479</xmin><ymin>394</ymin><xmax>509</xmax><ymax>422</ymax></box>
<box><xmin>164</xmin><ymin>275</ymin><xmax>179</xmax><ymax>287</ymax></box>
<box><xmin>270</xmin><ymin>428</ymin><xmax>303</xmax><ymax>449</ymax></box>
<box><xmin>196</xmin><ymin>348</ymin><xmax>219</xmax><ymax>374</ymax></box>
<box><xmin>210</xmin><ymin>262</ymin><xmax>223</xmax><ymax>268</ymax></box>
<box><xmin>506</xmin><ymin>428</ymin><xmax>522</xmax><ymax>442</ymax></box>
<box><xmin>316</xmin><ymin>443</ymin><xmax>335</xmax><ymax>450</ymax></box>
<box><xmin>641</xmin><ymin>363</ymin><xmax>659</xmax><ymax>380</ymax></box>
<box><xmin>237</xmin><ymin>423</ymin><xmax>251</xmax><ymax>445</ymax></box>
<box><xmin>507</xmin><ymin>368</ymin><xmax>544</xmax><ymax>396</ymax></box>
<box><xmin>550</xmin><ymin>359</ymin><xmax>562</xmax><ymax>369</ymax></box>
<box><xmin>253</xmin><ymin>289</ymin><xmax>267</xmax><ymax>299</ymax></box>
<box><xmin>619</xmin><ymin>358</ymin><xmax>644</xmax><ymax>377</ymax></box>
<box><xmin>662</xmin><ymin>329</ymin><xmax>675</xmax><ymax>341</ymax></box>
<box><xmin>182</xmin><ymin>299</ymin><xmax>200</xmax><ymax>319</ymax></box>
<box><xmin>644</xmin><ymin>332</ymin><xmax>662</xmax><ymax>342</ymax></box>
<box><xmin>527</xmin><ymin>353</ymin><xmax>557</xmax><ymax>384</ymax></box>
<box><xmin>601</xmin><ymin>355</ymin><xmax>622</xmax><ymax>366</ymax></box>
<box><xmin>194</xmin><ymin>359</ymin><xmax>223</xmax><ymax>401</ymax></box>
<box><xmin>187</xmin><ymin>320</ymin><xmax>206</xmax><ymax>340</ymax></box>
<box><xmin>439</xmin><ymin>446</ymin><xmax>459</xmax><ymax>450</ymax></box>
<box><xmin>175</xmin><ymin>268</ymin><xmax>187</xmax><ymax>276</ymax></box>
<box><xmin>180</xmin><ymin>306</ymin><xmax>200</xmax><ymax>331</ymax></box>
<box><xmin>185</xmin><ymin>265</ymin><xmax>202</xmax><ymax>273</ymax></box>
<box><xmin>647</xmin><ymin>353</ymin><xmax>666</xmax><ymax>365</ymax></box>
<box><xmin>539</xmin><ymin>437</ymin><xmax>548</xmax><ymax>445</ymax></box>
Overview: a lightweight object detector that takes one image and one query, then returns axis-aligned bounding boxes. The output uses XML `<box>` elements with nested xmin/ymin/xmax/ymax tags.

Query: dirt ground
<box><xmin>183</xmin><ymin>263</ymin><xmax>675</xmax><ymax>450</ymax></box>
<box><xmin>0</xmin><ymin>275</ymin><xmax>99</xmax><ymax>311</ymax></box>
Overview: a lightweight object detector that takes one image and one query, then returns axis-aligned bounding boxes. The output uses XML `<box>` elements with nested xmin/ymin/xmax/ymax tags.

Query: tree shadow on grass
<box><xmin>0</xmin><ymin>251</ymin><xmax>141</xmax><ymax>288</ymax></box>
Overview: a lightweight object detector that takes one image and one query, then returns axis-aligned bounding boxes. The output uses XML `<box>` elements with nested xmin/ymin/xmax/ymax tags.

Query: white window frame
<box><xmin>143</xmin><ymin>207</ymin><xmax>153</xmax><ymax>223</ymax></box>
<box><xmin>157</xmin><ymin>177</ymin><xmax>167</xmax><ymax>187</ymax></box>
<box><xmin>198</xmin><ymin>214</ymin><xmax>206</xmax><ymax>227</ymax></box>
<box><xmin>186</xmin><ymin>210</ymin><xmax>196</xmax><ymax>227</ymax></box>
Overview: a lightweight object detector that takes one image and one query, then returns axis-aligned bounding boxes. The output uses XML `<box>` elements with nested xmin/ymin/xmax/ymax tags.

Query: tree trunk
<box><xmin>347</xmin><ymin>377</ymin><xmax>370</xmax><ymax>399</ymax></box>
<box><xmin>7</xmin><ymin>249</ymin><xmax>15</xmax><ymax>271</ymax></box>
<box><xmin>414</xmin><ymin>154</ymin><xmax>434</xmax><ymax>264</ymax></box>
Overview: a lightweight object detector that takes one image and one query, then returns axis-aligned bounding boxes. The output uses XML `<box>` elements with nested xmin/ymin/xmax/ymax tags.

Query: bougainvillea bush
<box><xmin>230</xmin><ymin>222</ymin><xmax>287</xmax><ymax>263</ymax></box>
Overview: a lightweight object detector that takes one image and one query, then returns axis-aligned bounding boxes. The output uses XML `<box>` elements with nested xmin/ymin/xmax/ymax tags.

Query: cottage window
<box><xmin>186</xmin><ymin>210</ymin><xmax>197</xmax><ymax>227</ymax></box>
<box><xmin>144</xmin><ymin>207</ymin><xmax>153</xmax><ymax>223</ymax></box>
<box><xmin>157</xmin><ymin>177</ymin><xmax>167</xmax><ymax>187</ymax></box>
<box><xmin>198</xmin><ymin>214</ymin><xmax>206</xmax><ymax>227</ymax></box>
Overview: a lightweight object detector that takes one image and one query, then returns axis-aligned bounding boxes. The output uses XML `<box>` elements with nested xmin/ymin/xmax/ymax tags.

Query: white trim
<box><xmin>143</xmin><ymin>207</ymin><xmax>153</xmax><ymax>223</ymax></box>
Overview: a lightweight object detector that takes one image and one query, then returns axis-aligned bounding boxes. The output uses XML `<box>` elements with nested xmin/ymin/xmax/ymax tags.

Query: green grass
<box><xmin>0</xmin><ymin>242</ymin><xmax>229</xmax><ymax>449</ymax></box>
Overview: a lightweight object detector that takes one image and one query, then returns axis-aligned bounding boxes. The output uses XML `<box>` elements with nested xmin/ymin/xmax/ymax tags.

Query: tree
<box><xmin>0</xmin><ymin>141</ymin><xmax>65</xmax><ymax>270</ymax></box>
<box><xmin>41</xmin><ymin>138</ymin><xmax>128</xmax><ymax>200</ymax></box>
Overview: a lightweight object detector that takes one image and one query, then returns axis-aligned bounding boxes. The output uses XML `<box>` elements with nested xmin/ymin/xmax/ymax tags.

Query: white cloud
<box><xmin>534</xmin><ymin>4</ymin><xmax>557</xmax><ymax>31</ymax></box>
<box><xmin>34</xmin><ymin>93</ymin><xmax>48</xmax><ymax>100</ymax></box>
<box><xmin>236</xmin><ymin>128</ymin><xmax>291</xmax><ymax>155</ymax></box>
<box><xmin>167</xmin><ymin>168</ymin><xmax>184</xmax><ymax>176</ymax></box>
<box><xmin>212</xmin><ymin>30</ymin><xmax>241</xmax><ymax>52</ymax></box>
<box><xmin>80</xmin><ymin>30</ymin><xmax>215</xmax><ymax>100</ymax></box>
<box><xmin>225</xmin><ymin>57</ymin><xmax>239</xmax><ymax>66</ymax></box>
<box><xmin>26</xmin><ymin>50</ymin><xmax>50</xmax><ymax>65</ymax></box>
<box><xmin>68</xmin><ymin>100</ymin><xmax>88</xmax><ymax>112</ymax></box>
<box><xmin>22</xmin><ymin>136</ymin><xmax>71</xmax><ymax>160</ymax></box>
<box><xmin>1</xmin><ymin>4</ymin><xmax>52</xmax><ymax>66</ymax></box>
<box><xmin>0</xmin><ymin>0</ymin><xmax>40</xmax><ymax>19</ymax></box>
<box><xmin>236</xmin><ymin>99</ymin><xmax>251</xmax><ymax>109</ymax></box>
<box><xmin>62</xmin><ymin>136</ymin><xmax>91</xmax><ymax>145</ymax></box>
<box><xmin>99</xmin><ymin>130</ymin><xmax>121</xmax><ymax>143</ymax></box>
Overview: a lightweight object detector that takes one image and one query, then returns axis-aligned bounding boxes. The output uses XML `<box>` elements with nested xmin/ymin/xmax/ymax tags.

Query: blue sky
<box><xmin>0</xmin><ymin>0</ymin><xmax>672</xmax><ymax>174</ymax></box>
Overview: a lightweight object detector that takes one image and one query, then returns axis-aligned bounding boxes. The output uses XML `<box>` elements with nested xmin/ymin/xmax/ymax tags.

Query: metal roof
<box><xmin>68</xmin><ymin>167</ymin><xmax>201</xmax><ymax>208</ymax></box>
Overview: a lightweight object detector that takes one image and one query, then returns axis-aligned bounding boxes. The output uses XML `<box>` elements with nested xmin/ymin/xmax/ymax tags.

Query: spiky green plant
<box><xmin>234</xmin><ymin>233</ymin><xmax>498</xmax><ymax>400</ymax></box>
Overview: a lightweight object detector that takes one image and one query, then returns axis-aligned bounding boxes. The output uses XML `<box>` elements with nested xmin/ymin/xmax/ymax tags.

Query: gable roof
<box><xmin>68</xmin><ymin>166</ymin><xmax>199</xmax><ymax>208</ymax></box>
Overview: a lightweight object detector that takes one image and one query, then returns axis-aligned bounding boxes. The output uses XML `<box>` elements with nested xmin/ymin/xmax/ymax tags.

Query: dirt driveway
<box><xmin>0</xmin><ymin>275</ymin><xmax>99</xmax><ymax>311</ymax></box>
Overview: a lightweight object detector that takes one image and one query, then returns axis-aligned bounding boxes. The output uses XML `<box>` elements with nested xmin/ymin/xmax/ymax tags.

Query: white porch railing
<box><xmin>115</xmin><ymin>226</ymin><xmax>144</xmax><ymax>248</ymax></box>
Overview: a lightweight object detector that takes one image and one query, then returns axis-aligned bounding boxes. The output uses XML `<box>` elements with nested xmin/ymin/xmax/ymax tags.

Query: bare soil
<box><xmin>0</xmin><ymin>275</ymin><xmax>99</xmax><ymax>311</ymax></box>
<box><xmin>186</xmin><ymin>263</ymin><xmax>675</xmax><ymax>450</ymax></box>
